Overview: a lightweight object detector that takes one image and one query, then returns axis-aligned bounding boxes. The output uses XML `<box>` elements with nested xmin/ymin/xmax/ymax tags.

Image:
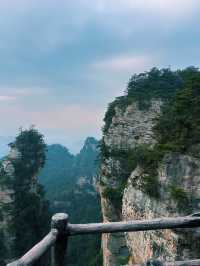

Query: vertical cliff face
<box><xmin>0</xmin><ymin>129</ymin><xmax>50</xmax><ymax>265</ymax></box>
<box><xmin>122</xmin><ymin>154</ymin><xmax>200</xmax><ymax>264</ymax></box>
<box><xmin>100</xmin><ymin>67</ymin><xmax>200</xmax><ymax>265</ymax></box>
<box><xmin>100</xmin><ymin>100</ymin><xmax>162</xmax><ymax>266</ymax></box>
<box><xmin>103</xmin><ymin>100</ymin><xmax>162</xmax><ymax>149</ymax></box>
<box><xmin>0</xmin><ymin>146</ymin><xmax>21</xmax><ymax>261</ymax></box>
<box><xmin>0</xmin><ymin>145</ymin><xmax>45</xmax><ymax>263</ymax></box>
<box><xmin>100</xmin><ymin>99</ymin><xmax>200</xmax><ymax>265</ymax></box>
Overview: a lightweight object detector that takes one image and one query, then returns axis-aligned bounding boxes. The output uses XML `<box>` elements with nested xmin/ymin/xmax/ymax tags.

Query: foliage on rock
<box><xmin>101</xmin><ymin>66</ymin><xmax>200</xmax><ymax>207</ymax></box>
<box><xmin>1</xmin><ymin>127</ymin><xmax>50</xmax><ymax>264</ymax></box>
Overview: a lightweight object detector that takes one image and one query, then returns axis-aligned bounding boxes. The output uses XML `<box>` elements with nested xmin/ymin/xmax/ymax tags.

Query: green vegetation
<box><xmin>127</xmin><ymin>144</ymin><xmax>167</xmax><ymax>199</ymax></box>
<box><xmin>103</xmin><ymin>67</ymin><xmax>184</xmax><ymax>134</ymax></box>
<box><xmin>38</xmin><ymin>144</ymin><xmax>75</xmax><ymax>201</ymax></box>
<box><xmin>101</xmin><ymin>66</ymin><xmax>200</xmax><ymax>208</ymax></box>
<box><xmin>0</xmin><ymin>231</ymin><xmax>7</xmax><ymax>265</ymax></box>
<box><xmin>103</xmin><ymin>96</ymin><xmax>131</xmax><ymax>133</ymax></box>
<box><xmin>101</xmin><ymin>144</ymin><xmax>163</xmax><ymax>205</ymax></box>
<box><xmin>10</xmin><ymin>128</ymin><xmax>50</xmax><ymax>263</ymax></box>
<box><xmin>0</xmin><ymin>133</ymin><xmax>101</xmax><ymax>265</ymax></box>
<box><xmin>154</xmin><ymin>67</ymin><xmax>200</xmax><ymax>155</ymax></box>
<box><xmin>117</xmin><ymin>254</ymin><xmax>130</xmax><ymax>265</ymax></box>
<box><xmin>152</xmin><ymin>241</ymin><xmax>165</xmax><ymax>258</ymax></box>
<box><xmin>99</xmin><ymin>138</ymin><xmax>110</xmax><ymax>159</ymax></box>
<box><xmin>102</xmin><ymin>186</ymin><xmax>123</xmax><ymax>210</ymax></box>
<box><xmin>88</xmin><ymin>250</ymin><xmax>103</xmax><ymax>266</ymax></box>
<box><xmin>168</xmin><ymin>184</ymin><xmax>190</xmax><ymax>211</ymax></box>
<box><xmin>39</xmin><ymin>137</ymin><xmax>102</xmax><ymax>266</ymax></box>
<box><xmin>127</xmin><ymin>67</ymin><xmax>184</xmax><ymax>109</ymax></box>
<box><xmin>0</xmin><ymin>127</ymin><xmax>50</xmax><ymax>265</ymax></box>
<box><xmin>102</xmin><ymin>147</ymin><xmax>132</xmax><ymax>210</ymax></box>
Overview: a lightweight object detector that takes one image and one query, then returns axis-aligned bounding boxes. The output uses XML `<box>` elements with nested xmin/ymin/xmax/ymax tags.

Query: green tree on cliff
<box><xmin>154</xmin><ymin>67</ymin><xmax>200</xmax><ymax>154</ymax></box>
<box><xmin>10</xmin><ymin>127</ymin><xmax>50</xmax><ymax>262</ymax></box>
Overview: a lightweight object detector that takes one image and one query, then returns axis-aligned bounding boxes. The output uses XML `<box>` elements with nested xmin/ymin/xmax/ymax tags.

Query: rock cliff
<box><xmin>122</xmin><ymin>153</ymin><xmax>200</xmax><ymax>264</ymax></box>
<box><xmin>100</xmin><ymin>67</ymin><xmax>200</xmax><ymax>265</ymax></box>
<box><xmin>0</xmin><ymin>146</ymin><xmax>21</xmax><ymax>261</ymax></box>
<box><xmin>100</xmin><ymin>100</ymin><xmax>163</xmax><ymax>266</ymax></box>
<box><xmin>0</xmin><ymin>128</ymin><xmax>50</xmax><ymax>265</ymax></box>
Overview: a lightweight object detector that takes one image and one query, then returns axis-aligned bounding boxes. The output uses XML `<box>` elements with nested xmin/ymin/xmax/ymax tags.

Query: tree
<box><xmin>154</xmin><ymin>67</ymin><xmax>200</xmax><ymax>154</ymax></box>
<box><xmin>10</xmin><ymin>127</ymin><xmax>50</xmax><ymax>264</ymax></box>
<box><xmin>127</xmin><ymin>67</ymin><xmax>184</xmax><ymax>109</ymax></box>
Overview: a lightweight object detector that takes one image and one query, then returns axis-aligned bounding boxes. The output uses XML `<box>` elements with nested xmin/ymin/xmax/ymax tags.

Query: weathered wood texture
<box><xmin>68</xmin><ymin>215</ymin><xmax>200</xmax><ymax>235</ymax></box>
<box><xmin>7</xmin><ymin>213</ymin><xmax>68</xmax><ymax>266</ymax></box>
<box><xmin>6</xmin><ymin>213</ymin><xmax>200</xmax><ymax>266</ymax></box>
<box><xmin>7</xmin><ymin>230</ymin><xmax>58</xmax><ymax>266</ymax></box>
<box><xmin>51</xmin><ymin>213</ymin><xmax>68</xmax><ymax>266</ymax></box>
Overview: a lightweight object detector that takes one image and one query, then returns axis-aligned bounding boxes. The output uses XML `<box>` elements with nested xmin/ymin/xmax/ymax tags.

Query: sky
<box><xmin>0</xmin><ymin>0</ymin><xmax>200</xmax><ymax>154</ymax></box>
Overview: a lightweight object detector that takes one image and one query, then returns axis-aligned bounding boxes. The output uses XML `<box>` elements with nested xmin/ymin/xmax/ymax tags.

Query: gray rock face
<box><xmin>0</xmin><ymin>147</ymin><xmax>18</xmax><ymax>206</ymax></box>
<box><xmin>0</xmin><ymin>146</ymin><xmax>40</xmax><ymax>261</ymax></box>
<box><xmin>100</xmin><ymin>97</ymin><xmax>200</xmax><ymax>265</ymax></box>
<box><xmin>104</xmin><ymin>100</ymin><xmax>162</xmax><ymax>150</ymax></box>
<box><xmin>0</xmin><ymin>147</ymin><xmax>19</xmax><ymax>260</ymax></box>
<box><xmin>122</xmin><ymin>154</ymin><xmax>200</xmax><ymax>264</ymax></box>
<box><xmin>100</xmin><ymin>100</ymin><xmax>162</xmax><ymax>266</ymax></box>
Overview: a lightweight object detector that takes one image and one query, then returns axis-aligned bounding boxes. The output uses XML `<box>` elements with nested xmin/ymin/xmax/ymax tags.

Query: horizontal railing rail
<box><xmin>7</xmin><ymin>230</ymin><xmax>58</xmax><ymax>266</ymax></box>
<box><xmin>7</xmin><ymin>213</ymin><xmax>200</xmax><ymax>266</ymax></box>
<box><xmin>67</xmin><ymin>215</ymin><xmax>200</xmax><ymax>235</ymax></box>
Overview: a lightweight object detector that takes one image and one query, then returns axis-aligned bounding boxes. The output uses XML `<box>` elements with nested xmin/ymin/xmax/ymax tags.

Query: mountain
<box><xmin>38</xmin><ymin>144</ymin><xmax>75</xmax><ymax>202</ymax></box>
<box><xmin>38</xmin><ymin>137</ymin><xmax>102</xmax><ymax>266</ymax></box>
<box><xmin>99</xmin><ymin>67</ymin><xmax>200</xmax><ymax>265</ymax></box>
<box><xmin>74</xmin><ymin>137</ymin><xmax>99</xmax><ymax>178</ymax></box>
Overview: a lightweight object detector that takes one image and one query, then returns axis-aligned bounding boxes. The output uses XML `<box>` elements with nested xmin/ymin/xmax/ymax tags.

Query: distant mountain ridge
<box><xmin>38</xmin><ymin>136</ymin><xmax>102</xmax><ymax>266</ymax></box>
<box><xmin>38</xmin><ymin>144</ymin><xmax>75</xmax><ymax>200</ymax></box>
<box><xmin>38</xmin><ymin>137</ymin><xmax>99</xmax><ymax>202</ymax></box>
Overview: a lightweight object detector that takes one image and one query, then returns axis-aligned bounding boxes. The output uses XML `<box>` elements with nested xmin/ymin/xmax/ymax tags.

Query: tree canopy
<box><xmin>10</xmin><ymin>127</ymin><xmax>50</xmax><ymax>263</ymax></box>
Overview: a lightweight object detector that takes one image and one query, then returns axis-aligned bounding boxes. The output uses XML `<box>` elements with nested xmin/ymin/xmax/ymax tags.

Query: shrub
<box><xmin>126</xmin><ymin>67</ymin><xmax>184</xmax><ymax>110</ymax></box>
<box><xmin>102</xmin><ymin>186</ymin><xmax>123</xmax><ymax>210</ymax></box>
<box><xmin>168</xmin><ymin>185</ymin><xmax>190</xmax><ymax>211</ymax></box>
<box><xmin>127</xmin><ymin>144</ymin><xmax>164</xmax><ymax>199</ymax></box>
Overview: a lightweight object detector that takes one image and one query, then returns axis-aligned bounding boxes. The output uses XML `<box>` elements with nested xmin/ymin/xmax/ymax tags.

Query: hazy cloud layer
<box><xmin>0</xmin><ymin>0</ymin><xmax>199</xmax><ymax>152</ymax></box>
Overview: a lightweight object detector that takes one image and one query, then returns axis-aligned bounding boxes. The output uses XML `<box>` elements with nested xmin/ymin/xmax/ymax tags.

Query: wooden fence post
<box><xmin>51</xmin><ymin>213</ymin><xmax>68</xmax><ymax>266</ymax></box>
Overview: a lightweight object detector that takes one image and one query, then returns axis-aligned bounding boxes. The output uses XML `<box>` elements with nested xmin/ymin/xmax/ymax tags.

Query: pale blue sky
<box><xmin>0</xmin><ymin>0</ymin><xmax>200</xmax><ymax>153</ymax></box>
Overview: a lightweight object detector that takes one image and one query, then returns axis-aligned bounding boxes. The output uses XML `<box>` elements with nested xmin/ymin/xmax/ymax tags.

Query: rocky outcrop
<box><xmin>100</xmin><ymin>189</ymin><xmax>130</xmax><ymax>266</ymax></box>
<box><xmin>0</xmin><ymin>146</ymin><xmax>21</xmax><ymax>262</ymax></box>
<box><xmin>0</xmin><ymin>144</ymin><xmax>43</xmax><ymax>263</ymax></box>
<box><xmin>100</xmin><ymin>100</ymin><xmax>162</xmax><ymax>266</ymax></box>
<box><xmin>100</xmin><ymin>96</ymin><xmax>200</xmax><ymax>265</ymax></box>
<box><xmin>122</xmin><ymin>154</ymin><xmax>200</xmax><ymax>264</ymax></box>
<box><xmin>104</xmin><ymin>100</ymin><xmax>162</xmax><ymax>150</ymax></box>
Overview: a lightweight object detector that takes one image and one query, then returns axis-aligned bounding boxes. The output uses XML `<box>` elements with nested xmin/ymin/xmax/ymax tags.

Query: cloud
<box><xmin>0</xmin><ymin>103</ymin><xmax>103</xmax><ymax>138</ymax></box>
<box><xmin>91</xmin><ymin>0</ymin><xmax>199</xmax><ymax>19</ymax></box>
<box><xmin>11</xmin><ymin>88</ymin><xmax>48</xmax><ymax>96</ymax></box>
<box><xmin>92</xmin><ymin>54</ymin><xmax>158</xmax><ymax>73</ymax></box>
<box><xmin>34</xmin><ymin>104</ymin><xmax>103</xmax><ymax>134</ymax></box>
<box><xmin>0</xmin><ymin>0</ymin><xmax>199</xmax><ymax>151</ymax></box>
<box><xmin>0</xmin><ymin>95</ymin><xmax>16</xmax><ymax>101</ymax></box>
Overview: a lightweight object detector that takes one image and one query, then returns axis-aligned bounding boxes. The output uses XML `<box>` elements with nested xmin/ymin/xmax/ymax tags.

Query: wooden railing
<box><xmin>7</xmin><ymin>213</ymin><xmax>200</xmax><ymax>266</ymax></box>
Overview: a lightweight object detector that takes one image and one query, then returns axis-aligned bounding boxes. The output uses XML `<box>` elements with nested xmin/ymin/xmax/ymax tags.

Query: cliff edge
<box><xmin>99</xmin><ymin>67</ymin><xmax>200</xmax><ymax>265</ymax></box>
